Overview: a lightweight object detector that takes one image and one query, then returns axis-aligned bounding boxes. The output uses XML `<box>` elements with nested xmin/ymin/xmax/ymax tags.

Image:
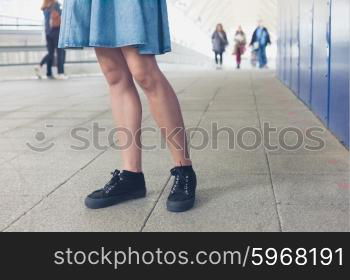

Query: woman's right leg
<box><xmin>214</xmin><ymin>52</ymin><xmax>219</xmax><ymax>64</ymax></box>
<box><xmin>95</xmin><ymin>48</ymin><xmax>143</xmax><ymax>172</ymax></box>
<box><xmin>236</xmin><ymin>48</ymin><xmax>241</xmax><ymax>68</ymax></box>
<box><xmin>40</xmin><ymin>54</ymin><xmax>49</xmax><ymax>67</ymax></box>
<box><xmin>46</xmin><ymin>35</ymin><xmax>55</xmax><ymax>77</ymax></box>
<box><xmin>84</xmin><ymin>48</ymin><xmax>147</xmax><ymax>210</ymax></box>
<box><xmin>51</xmin><ymin>29</ymin><xmax>65</xmax><ymax>75</ymax></box>
<box><xmin>219</xmin><ymin>52</ymin><xmax>223</xmax><ymax>65</ymax></box>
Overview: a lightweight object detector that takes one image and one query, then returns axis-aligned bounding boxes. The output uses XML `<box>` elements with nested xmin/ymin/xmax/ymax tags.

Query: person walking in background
<box><xmin>232</xmin><ymin>26</ymin><xmax>247</xmax><ymax>69</ymax></box>
<box><xmin>212</xmin><ymin>24</ymin><xmax>228</xmax><ymax>69</ymax></box>
<box><xmin>250</xmin><ymin>20</ymin><xmax>271</xmax><ymax>69</ymax></box>
<box><xmin>36</xmin><ymin>0</ymin><xmax>67</xmax><ymax>80</ymax></box>
<box><xmin>35</xmin><ymin>51</ymin><xmax>67</xmax><ymax>79</ymax></box>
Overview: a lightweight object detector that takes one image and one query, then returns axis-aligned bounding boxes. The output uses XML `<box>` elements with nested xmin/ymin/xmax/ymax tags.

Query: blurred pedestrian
<box><xmin>232</xmin><ymin>26</ymin><xmax>247</xmax><ymax>69</ymax></box>
<box><xmin>250</xmin><ymin>20</ymin><xmax>271</xmax><ymax>69</ymax></box>
<box><xmin>37</xmin><ymin>0</ymin><xmax>67</xmax><ymax>79</ymax></box>
<box><xmin>212</xmin><ymin>24</ymin><xmax>228</xmax><ymax>69</ymax></box>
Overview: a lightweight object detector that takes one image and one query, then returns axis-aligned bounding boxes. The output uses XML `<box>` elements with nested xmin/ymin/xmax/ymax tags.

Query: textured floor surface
<box><xmin>0</xmin><ymin>68</ymin><xmax>349</xmax><ymax>232</ymax></box>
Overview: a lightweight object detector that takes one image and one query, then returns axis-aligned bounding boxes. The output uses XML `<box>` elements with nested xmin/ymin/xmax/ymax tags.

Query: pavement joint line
<box><xmin>2</xmin><ymin>79</ymin><xmax>196</xmax><ymax>231</ymax></box>
<box><xmin>140</xmin><ymin>75</ymin><xmax>227</xmax><ymax>231</ymax></box>
<box><xmin>139</xmin><ymin>175</ymin><xmax>172</xmax><ymax>232</ymax></box>
<box><xmin>0</xmin><ymin>154</ymin><xmax>19</xmax><ymax>166</ymax></box>
<box><xmin>0</xmin><ymin>150</ymin><xmax>107</xmax><ymax>232</ymax></box>
<box><xmin>249</xmin><ymin>71</ymin><xmax>283</xmax><ymax>232</ymax></box>
<box><xmin>0</xmin><ymin>73</ymin><xmax>104</xmax><ymax>83</ymax></box>
<box><xmin>0</xmin><ymin>105</ymin><xmax>34</xmax><ymax>118</ymax></box>
<box><xmin>0</xmin><ymin>108</ymin><xmax>111</xmax><ymax>169</ymax></box>
<box><xmin>0</xmin><ymin>103</ymin><xmax>87</xmax><ymax>135</ymax></box>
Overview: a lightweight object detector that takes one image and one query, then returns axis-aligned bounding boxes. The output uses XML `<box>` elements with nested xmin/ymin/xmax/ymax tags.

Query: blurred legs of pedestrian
<box><xmin>46</xmin><ymin>28</ymin><xmax>67</xmax><ymax>79</ymax></box>
<box><xmin>236</xmin><ymin>47</ymin><xmax>242</xmax><ymax>69</ymax></box>
<box><xmin>214</xmin><ymin>52</ymin><xmax>223</xmax><ymax>69</ymax></box>
<box><xmin>250</xmin><ymin>49</ymin><xmax>257</xmax><ymax>68</ymax></box>
<box><xmin>40</xmin><ymin>54</ymin><xmax>49</xmax><ymax>66</ymax></box>
<box><xmin>258</xmin><ymin>46</ymin><xmax>268</xmax><ymax>68</ymax></box>
<box><xmin>55</xmin><ymin>49</ymin><xmax>67</xmax><ymax>79</ymax></box>
<box><xmin>34</xmin><ymin>54</ymin><xmax>49</xmax><ymax>79</ymax></box>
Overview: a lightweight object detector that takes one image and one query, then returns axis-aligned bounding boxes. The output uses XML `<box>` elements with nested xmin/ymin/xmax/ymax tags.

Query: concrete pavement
<box><xmin>0</xmin><ymin>68</ymin><xmax>349</xmax><ymax>232</ymax></box>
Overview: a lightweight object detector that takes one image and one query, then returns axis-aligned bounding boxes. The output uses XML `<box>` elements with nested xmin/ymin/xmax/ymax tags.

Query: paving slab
<box><xmin>143</xmin><ymin>174</ymin><xmax>280</xmax><ymax>232</ymax></box>
<box><xmin>271</xmin><ymin>174</ymin><xmax>350</xmax><ymax>207</ymax></box>
<box><xmin>277</xmin><ymin>204</ymin><xmax>349</xmax><ymax>232</ymax></box>
<box><xmin>268</xmin><ymin>153</ymin><xmax>349</xmax><ymax>175</ymax></box>
<box><xmin>265</xmin><ymin>127</ymin><xmax>348</xmax><ymax>155</ymax></box>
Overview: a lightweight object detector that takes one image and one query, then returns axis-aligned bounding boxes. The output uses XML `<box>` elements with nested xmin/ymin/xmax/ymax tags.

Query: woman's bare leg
<box><xmin>120</xmin><ymin>47</ymin><xmax>192</xmax><ymax>167</ymax></box>
<box><xmin>95</xmin><ymin>48</ymin><xmax>143</xmax><ymax>172</ymax></box>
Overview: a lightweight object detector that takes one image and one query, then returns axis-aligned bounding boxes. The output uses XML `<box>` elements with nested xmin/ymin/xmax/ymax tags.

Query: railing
<box><xmin>0</xmin><ymin>15</ymin><xmax>43</xmax><ymax>31</ymax></box>
<box><xmin>0</xmin><ymin>45</ymin><xmax>96</xmax><ymax>66</ymax></box>
<box><xmin>0</xmin><ymin>45</ymin><xmax>46</xmax><ymax>52</ymax></box>
<box><xmin>0</xmin><ymin>43</ymin><xmax>211</xmax><ymax>67</ymax></box>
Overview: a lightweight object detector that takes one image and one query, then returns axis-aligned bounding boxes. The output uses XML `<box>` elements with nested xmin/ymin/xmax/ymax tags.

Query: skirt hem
<box><xmin>58</xmin><ymin>41</ymin><xmax>171</xmax><ymax>55</ymax></box>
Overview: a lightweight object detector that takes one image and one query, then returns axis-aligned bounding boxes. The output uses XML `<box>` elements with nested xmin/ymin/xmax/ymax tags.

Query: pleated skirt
<box><xmin>58</xmin><ymin>0</ymin><xmax>171</xmax><ymax>55</ymax></box>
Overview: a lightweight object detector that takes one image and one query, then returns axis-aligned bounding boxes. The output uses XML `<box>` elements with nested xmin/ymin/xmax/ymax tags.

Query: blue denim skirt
<box><xmin>58</xmin><ymin>0</ymin><xmax>171</xmax><ymax>55</ymax></box>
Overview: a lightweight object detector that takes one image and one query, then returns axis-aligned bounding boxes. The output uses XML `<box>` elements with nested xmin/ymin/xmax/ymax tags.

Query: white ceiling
<box><xmin>169</xmin><ymin>0</ymin><xmax>278</xmax><ymax>35</ymax></box>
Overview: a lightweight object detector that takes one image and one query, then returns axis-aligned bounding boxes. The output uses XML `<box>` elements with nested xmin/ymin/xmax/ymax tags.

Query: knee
<box><xmin>103</xmin><ymin>67</ymin><xmax>127</xmax><ymax>87</ymax></box>
<box><xmin>132</xmin><ymin>68</ymin><xmax>159</xmax><ymax>92</ymax></box>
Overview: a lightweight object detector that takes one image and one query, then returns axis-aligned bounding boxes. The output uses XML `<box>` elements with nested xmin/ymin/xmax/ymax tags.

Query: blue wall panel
<box><xmin>290</xmin><ymin>0</ymin><xmax>300</xmax><ymax>95</ymax></box>
<box><xmin>311</xmin><ymin>0</ymin><xmax>331</xmax><ymax>124</ymax></box>
<box><xmin>276</xmin><ymin>0</ymin><xmax>284</xmax><ymax>80</ymax></box>
<box><xmin>280</xmin><ymin>0</ymin><xmax>288</xmax><ymax>83</ymax></box>
<box><xmin>298</xmin><ymin>0</ymin><xmax>314</xmax><ymax>106</ymax></box>
<box><xmin>279</xmin><ymin>0</ymin><xmax>286</xmax><ymax>81</ymax></box>
<box><xmin>284</xmin><ymin>2</ymin><xmax>292</xmax><ymax>87</ymax></box>
<box><xmin>329</xmin><ymin>0</ymin><xmax>350</xmax><ymax>147</ymax></box>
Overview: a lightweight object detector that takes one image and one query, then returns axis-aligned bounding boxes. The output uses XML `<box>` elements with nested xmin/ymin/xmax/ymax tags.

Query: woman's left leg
<box><xmin>120</xmin><ymin>46</ymin><xmax>196</xmax><ymax>212</ymax></box>
<box><xmin>236</xmin><ymin>48</ymin><xmax>242</xmax><ymax>68</ymax></box>
<box><xmin>46</xmin><ymin>35</ymin><xmax>55</xmax><ymax>77</ymax></box>
<box><xmin>40</xmin><ymin>54</ymin><xmax>49</xmax><ymax>67</ymax></box>
<box><xmin>121</xmin><ymin>47</ymin><xmax>192</xmax><ymax>167</ymax></box>
<box><xmin>214</xmin><ymin>52</ymin><xmax>219</xmax><ymax>64</ymax></box>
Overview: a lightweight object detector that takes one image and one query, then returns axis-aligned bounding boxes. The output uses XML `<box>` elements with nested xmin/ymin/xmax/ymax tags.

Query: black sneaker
<box><xmin>85</xmin><ymin>170</ymin><xmax>146</xmax><ymax>209</ymax></box>
<box><xmin>166</xmin><ymin>166</ymin><xmax>197</xmax><ymax>213</ymax></box>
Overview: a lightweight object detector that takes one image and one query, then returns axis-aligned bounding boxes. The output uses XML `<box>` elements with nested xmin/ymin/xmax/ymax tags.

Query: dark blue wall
<box><xmin>298</xmin><ymin>0</ymin><xmax>314</xmax><ymax>106</ymax></box>
<box><xmin>284</xmin><ymin>2</ymin><xmax>292</xmax><ymax>88</ymax></box>
<box><xmin>290</xmin><ymin>0</ymin><xmax>300</xmax><ymax>94</ymax></box>
<box><xmin>311</xmin><ymin>0</ymin><xmax>331</xmax><ymax>124</ymax></box>
<box><xmin>277</xmin><ymin>0</ymin><xmax>349</xmax><ymax>148</ymax></box>
<box><xmin>328</xmin><ymin>0</ymin><xmax>350</xmax><ymax>148</ymax></box>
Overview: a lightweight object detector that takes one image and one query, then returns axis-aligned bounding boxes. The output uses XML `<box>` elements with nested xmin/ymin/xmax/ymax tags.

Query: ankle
<box><xmin>174</xmin><ymin>165</ymin><xmax>194</xmax><ymax>173</ymax></box>
<box><xmin>175</xmin><ymin>160</ymin><xmax>193</xmax><ymax>167</ymax></box>
<box><xmin>123</xmin><ymin>168</ymin><xmax>143</xmax><ymax>173</ymax></box>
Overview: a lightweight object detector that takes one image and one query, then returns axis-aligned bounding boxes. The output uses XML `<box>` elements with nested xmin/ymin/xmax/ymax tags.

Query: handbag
<box><xmin>50</xmin><ymin>8</ymin><xmax>61</xmax><ymax>28</ymax></box>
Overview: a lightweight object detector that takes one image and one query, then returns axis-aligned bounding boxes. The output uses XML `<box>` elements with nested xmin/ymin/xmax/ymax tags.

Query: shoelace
<box><xmin>170</xmin><ymin>168</ymin><xmax>190</xmax><ymax>195</ymax></box>
<box><xmin>103</xmin><ymin>169</ymin><xmax>121</xmax><ymax>194</ymax></box>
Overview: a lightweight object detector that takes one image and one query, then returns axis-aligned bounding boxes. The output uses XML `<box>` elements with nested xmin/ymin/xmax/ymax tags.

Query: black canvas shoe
<box><xmin>85</xmin><ymin>170</ymin><xmax>146</xmax><ymax>209</ymax></box>
<box><xmin>166</xmin><ymin>166</ymin><xmax>197</xmax><ymax>213</ymax></box>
